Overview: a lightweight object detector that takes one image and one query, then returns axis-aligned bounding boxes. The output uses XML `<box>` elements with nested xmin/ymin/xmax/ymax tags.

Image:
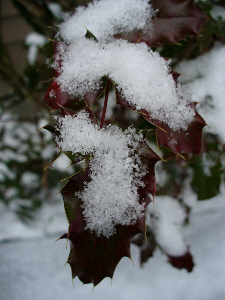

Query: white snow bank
<box><xmin>0</xmin><ymin>200</ymin><xmax>67</xmax><ymax>242</ymax></box>
<box><xmin>59</xmin><ymin>0</ymin><xmax>154</xmax><ymax>42</ymax></box>
<box><xmin>1</xmin><ymin>190</ymin><xmax>225</xmax><ymax>300</ymax></box>
<box><xmin>56</xmin><ymin>111</ymin><xmax>147</xmax><ymax>237</ymax></box>
<box><xmin>176</xmin><ymin>45</ymin><xmax>225</xmax><ymax>142</ymax></box>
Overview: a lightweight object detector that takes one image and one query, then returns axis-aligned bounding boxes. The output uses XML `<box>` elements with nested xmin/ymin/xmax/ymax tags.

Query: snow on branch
<box><xmin>55</xmin><ymin>39</ymin><xmax>194</xmax><ymax>131</ymax></box>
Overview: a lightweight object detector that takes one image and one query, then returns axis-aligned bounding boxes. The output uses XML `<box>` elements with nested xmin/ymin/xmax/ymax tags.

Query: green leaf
<box><xmin>191</xmin><ymin>152</ymin><xmax>222</xmax><ymax>200</ymax></box>
<box><xmin>85</xmin><ymin>28</ymin><xmax>98</xmax><ymax>41</ymax></box>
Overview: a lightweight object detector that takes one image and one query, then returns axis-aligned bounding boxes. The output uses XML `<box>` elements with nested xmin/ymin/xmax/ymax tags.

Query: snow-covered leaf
<box><xmin>116</xmin><ymin>88</ymin><xmax>206</xmax><ymax>155</ymax></box>
<box><xmin>115</xmin><ymin>0</ymin><xmax>207</xmax><ymax>46</ymax></box>
<box><xmin>43</xmin><ymin>80</ymin><xmax>86</xmax><ymax>111</ymax></box>
<box><xmin>59</xmin><ymin>140</ymin><xmax>160</xmax><ymax>285</ymax></box>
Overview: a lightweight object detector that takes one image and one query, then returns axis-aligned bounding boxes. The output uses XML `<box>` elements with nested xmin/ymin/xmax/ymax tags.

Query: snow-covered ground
<box><xmin>0</xmin><ymin>188</ymin><xmax>225</xmax><ymax>300</ymax></box>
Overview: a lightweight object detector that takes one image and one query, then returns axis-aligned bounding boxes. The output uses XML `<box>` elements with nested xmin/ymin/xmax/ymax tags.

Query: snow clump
<box><xmin>147</xmin><ymin>196</ymin><xmax>187</xmax><ymax>256</ymax></box>
<box><xmin>52</xmin><ymin>0</ymin><xmax>195</xmax><ymax>131</ymax></box>
<box><xmin>176</xmin><ymin>45</ymin><xmax>225</xmax><ymax>142</ymax></box>
<box><xmin>55</xmin><ymin>39</ymin><xmax>194</xmax><ymax>131</ymax></box>
<box><xmin>56</xmin><ymin>111</ymin><xmax>147</xmax><ymax>237</ymax></box>
<box><xmin>59</xmin><ymin>0</ymin><xmax>154</xmax><ymax>42</ymax></box>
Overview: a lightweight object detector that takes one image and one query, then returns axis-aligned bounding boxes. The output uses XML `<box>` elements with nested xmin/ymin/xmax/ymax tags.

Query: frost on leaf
<box><xmin>59</xmin><ymin>153</ymin><xmax>159</xmax><ymax>285</ymax></box>
<box><xmin>44</xmin><ymin>42</ymin><xmax>104</xmax><ymax>111</ymax></box>
<box><xmin>59</xmin><ymin>0</ymin><xmax>154</xmax><ymax>42</ymax></box>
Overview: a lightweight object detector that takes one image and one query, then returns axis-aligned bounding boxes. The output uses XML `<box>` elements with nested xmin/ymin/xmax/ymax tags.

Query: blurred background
<box><xmin>0</xmin><ymin>0</ymin><xmax>225</xmax><ymax>299</ymax></box>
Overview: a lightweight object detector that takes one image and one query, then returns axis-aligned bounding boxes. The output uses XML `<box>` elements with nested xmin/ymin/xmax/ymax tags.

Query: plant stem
<box><xmin>100</xmin><ymin>79</ymin><xmax>110</xmax><ymax>128</ymax></box>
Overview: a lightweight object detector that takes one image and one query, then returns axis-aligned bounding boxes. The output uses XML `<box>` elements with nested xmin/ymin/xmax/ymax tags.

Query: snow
<box><xmin>0</xmin><ymin>163</ymin><xmax>15</xmax><ymax>181</ymax></box>
<box><xmin>0</xmin><ymin>200</ymin><xmax>67</xmax><ymax>242</ymax></box>
<box><xmin>0</xmin><ymin>189</ymin><xmax>225</xmax><ymax>300</ymax></box>
<box><xmin>147</xmin><ymin>196</ymin><xmax>187</xmax><ymax>256</ymax></box>
<box><xmin>59</xmin><ymin>0</ymin><xmax>154</xmax><ymax>43</ymax></box>
<box><xmin>176</xmin><ymin>45</ymin><xmax>225</xmax><ymax>142</ymax></box>
<box><xmin>55</xmin><ymin>38</ymin><xmax>194</xmax><ymax>130</ymax></box>
<box><xmin>20</xmin><ymin>172</ymin><xmax>40</xmax><ymax>188</ymax></box>
<box><xmin>25</xmin><ymin>32</ymin><xmax>47</xmax><ymax>65</ymax></box>
<box><xmin>56</xmin><ymin>111</ymin><xmax>146</xmax><ymax>237</ymax></box>
<box><xmin>211</xmin><ymin>5</ymin><xmax>225</xmax><ymax>21</ymax></box>
<box><xmin>25</xmin><ymin>33</ymin><xmax>47</xmax><ymax>47</ymax></box>
<box><xmin>51</xmin><ymin>0</ymin><xmax>196</xmax><ymax>131</ymax></box>
<box><xmin>47</xmin><ymin>2</ymin><xmax>64</xmax><ymax>20</ymax></box>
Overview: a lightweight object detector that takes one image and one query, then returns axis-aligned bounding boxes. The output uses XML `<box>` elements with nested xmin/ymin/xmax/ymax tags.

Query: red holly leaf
<box><xmin>44</xmin><ymin>41</ymin><xmax>104</xmax><ymax>111</ymax></box>
<box><xmin>83</xmin><ymin>87</ymin><xmax>104</xmax><ymax>108</ymax></box>
<box><xmin>168</xmin><ymin>251</ymin><xmax>194</xmax><ymax>272</ymax></box>
<box><xmin>144</xmin><ymin>102</ymin><xmax>206</xmax><ymax>155</ymax></box>
<box><xmin>43</xmin><ymin>79</ymin><xmax>86</xmax><ymax>111</ymax></box>
<box><xmin>60</xmin><ymin>165</ymin><xmax>145</xmax><ymax>285</ymax></box>
<box><xmin>116</xmin><ymin>86</ymin><xmax>206</xmax><ymax>156</ymax></box>
<box><xmin>114</xmin><ymin>0</ymin><xmax>207</xmax><ymax>46</ymax></box>
<box><xmin>58</xmin><ymin>138</ymin><xmax>160</xmax><ymax>286</ymax></box>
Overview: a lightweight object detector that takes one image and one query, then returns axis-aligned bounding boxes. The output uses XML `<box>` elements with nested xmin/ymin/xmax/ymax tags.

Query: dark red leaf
<box><xmin>59</xmin><ymin>139</ymin><xmax>160</xmax><ymax>285</ymax></box>
<box><xmin>83</xmin><ymin>87</ymin><xmax>104</xmax><ymax>108</ymax></box>
<box><xmin>114</xmin><ymin>0</ymin><xmax>207</xmax><ymax>46</ymax></box>
<box><xmin>168</xmin><ymin>251</ymin><xmax>194</xmax><ymax>272</ymax></box>
<box><xmin>144</xmin><ymin>103</ymin><xmax>206</xmax><ymax>155</ymax></box>
<box><xmin>116</xmin><ymin>87</ymin><xmax>206</xmax><ymax>155</ymax></box>
<box><xmin>43</xmin><ymin>80</ymin><xmax>86</xmax><ymax>111</ymax></box>
<box><xmin>60</xmin><ymin>166</ymin><xmax>145</xmax><ymax>285</ymax></box>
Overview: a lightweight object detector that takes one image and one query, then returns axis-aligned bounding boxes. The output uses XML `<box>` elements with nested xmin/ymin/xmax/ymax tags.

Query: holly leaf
<box><xmin>85</xmin><ymin>28</ymin><xmax>98</xmax><ymax>41</ymax></box>
<box><xmin>58</xmin><ymin>139</ymin><xmax>160</xmax><ymax>286</ymax></box>
<box><xmin>116</xmin><ymin>87</ymin><xmax>206</xmax><ymax>156</ymax></box>
<box><xmin>190</xmin><ymin>151</ymin><xmax>222</xmax><ymax>200</ymax></box>
<box><xmin>144</xmin><ymin>103</ymin><xmax>206</xmax><ymax>155</ymax></box>
<box><xmin>83</xmin><ymin>86</ymin><xmax>104</xmax><ymax>108</ymax></box>
<box><xmin>44</xmin><ymin>41</ymin><xmax>104</xmax><ymax>111</ymax></box>
<box><xmin>43</xmin><ymin>80</ymin><xmax>86</xmax><ymax>111</ymax></box>
<box><xmin>60</xmin><ymin>165</ymin><xmax>146</xmax><ymax>286</ymax></box>
<box><xmin>114</xmin><ymin>0</ymin><xmax>207</xmax><ymax>46</ymax></box>
<box><xmin>168</xmin><ymin>251</ymin><xmax>194</xmax><ymax>272</ymax></box>
<box><xmin>132</xmin><ymin>229</ymin><xmax>194</xmax><ymax>272</ymax></box>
